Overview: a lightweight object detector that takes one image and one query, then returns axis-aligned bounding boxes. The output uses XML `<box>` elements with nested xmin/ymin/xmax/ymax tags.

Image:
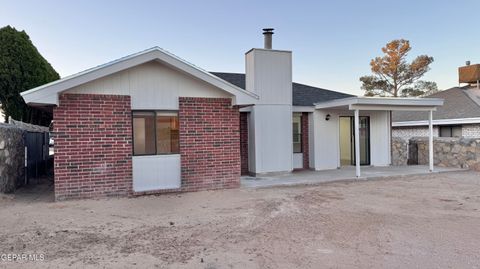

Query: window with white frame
<box><xmin>293</xmin><ymin>113</ymin><xmax>302</xmax><ymax>153</ymax></box>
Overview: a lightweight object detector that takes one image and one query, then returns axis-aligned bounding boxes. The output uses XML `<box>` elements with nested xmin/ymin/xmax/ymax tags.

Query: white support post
<box><xmin>354</xmin><ymin>109</ymin><xmax>361</xmax><ymax>178</ymax></box>
<box><xmin>429</xmin><ymin>110</ymin><xmax>434</xmax><ymax>172</ymax></box>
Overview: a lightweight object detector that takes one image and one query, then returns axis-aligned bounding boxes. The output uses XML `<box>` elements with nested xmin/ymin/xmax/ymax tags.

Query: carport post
<box><xmin>429</xmin><ymin>109</ymin><xmax>434</xmax><ymax>172</ymax></box>
<box><xmin>354</xmin><ymin>109</ymin><xmax>361</xmax><ymax>178</ymax></box>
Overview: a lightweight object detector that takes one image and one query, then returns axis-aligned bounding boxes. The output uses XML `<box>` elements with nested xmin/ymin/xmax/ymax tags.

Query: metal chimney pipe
<box><xmin>263</xmin><ymin>28</ymin><xmax>274</xmax><ymax>49</ymax></box>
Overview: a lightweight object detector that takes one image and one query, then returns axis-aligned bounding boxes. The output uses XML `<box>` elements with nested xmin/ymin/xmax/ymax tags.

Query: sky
<box><xmin>1</xmin><ymin>0</ymin><xmax>479</xmax><ymax>96</ymax></box>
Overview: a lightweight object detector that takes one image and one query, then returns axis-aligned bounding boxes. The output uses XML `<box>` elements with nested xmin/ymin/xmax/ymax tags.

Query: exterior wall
<box><xmin>179</xmin><ymin>97</ymin><xmax>240</xmax><ymax>191</ymax></box>
<box><xmin>53</xmin><ymin>94</ymin><xmax>132</xmax><ymax>200</ymax></box>
<box><xmin>0</xmin><ymin>125</ymin><xmax>25</xmax><ymax>193</ymax></box>
<box><xmin>245</xmin><ymin>48</ymin><xmax>293</xmax><ymax>175</ymax></box>
<box><xmin>245</xmin><ymin>49</ymin><xmax>292</xmax><ymax>105</ymax></box>
<box><xmin>392</xmin><ymin>126</ymin><xmax>439</xmax><ymax>139</ymax></box>
<box><xmin>462</xmin><ymin>124</ymin><xmax>480</xmax><ymax>137</ymax></box>
<box><xmin>393</xmin><ymin>124</ymin><xmax>480</xmax><ymax>139</ymax></box>
<box><xmin>301</xmin><ymin>112</ymin><xmax>310</xmax><ymax>169</ymax></box>
<box><xmin>312</xmin><ymin>110</ymin><xmax>390</xmax><ymax>170</ymax></box>
<box><xmin>391</xmin><ymin>137</ymin><xmax>408</xmax><ymax>166</ymax></box>
<box><xmin>369</xmin><ymin>111</ymin><xmax>391</xmax><ymax>166</ymax></box>
<box><xmin>66</xmin><ymin>61</ymin><xmax>232</xmax><ymax>110</ymax></box>
<box><xmin>240</xmin><ymin>112</ymin><xmax>249</xmax><ymax>175</ymax></box>
<box><xmin>249</xmin><ymin>105</ymin><xmax>293</xmax><ymax>174</ymax></box>
<box><xmin>411</xmin><ymin>137</ymin><xmax>480</xmax><ymax>171</ymax></box>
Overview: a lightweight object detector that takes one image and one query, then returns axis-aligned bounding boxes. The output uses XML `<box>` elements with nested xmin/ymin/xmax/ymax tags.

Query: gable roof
<box><xmin>21</xmin><ymin>47</ymin><xmax>259</xmax><ymax>106</ymax></box>
<box><xmin>211</xmin><ymin>72</ymin><xmax>354</xmax><ymax>106</ymax></box>
<box><xmin>392</xmin><ymin>86</ymin><xmax>480</xmax><ymax>123</ymax></box>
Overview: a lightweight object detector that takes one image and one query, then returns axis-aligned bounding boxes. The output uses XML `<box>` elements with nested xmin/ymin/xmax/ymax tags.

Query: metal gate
<box><xmin>24</xmin><ymin>131</ymin><xmax>50</xmax><ymax>184</ymax></box>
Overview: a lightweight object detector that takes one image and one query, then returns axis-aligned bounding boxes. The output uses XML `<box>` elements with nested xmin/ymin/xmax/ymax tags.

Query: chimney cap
<box><xmin>263</xmin><ymin>28</ymin><xmax>274</xmax><ymax>34</ymax></box>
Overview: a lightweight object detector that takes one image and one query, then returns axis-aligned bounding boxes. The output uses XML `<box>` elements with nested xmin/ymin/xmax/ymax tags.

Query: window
<box><xmin>439</xmin><ymin>125</ymin><xmax>462</xmax><ymax>138</ymax></box>
<box><xmin>293</xmin><ymin>113</ymin><xmax>302</xmax><ymax>153</ymax></box>
<box><xmin>133</xmin><ymin>111</ymin><xmax>179</xmax><ymax>155</ymax></box>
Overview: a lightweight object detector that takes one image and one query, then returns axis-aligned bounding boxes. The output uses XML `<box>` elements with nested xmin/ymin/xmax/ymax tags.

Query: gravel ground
<box><xmin>1</xmin><ymin>171</ymin><xmax>480</xmax><ymax>268</ymax></box>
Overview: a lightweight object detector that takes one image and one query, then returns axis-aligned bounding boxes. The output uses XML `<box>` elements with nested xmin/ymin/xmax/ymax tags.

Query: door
<box><xmin>339</xmin><ymin>116</ymin><xmax>370</xmax><ymax>166</ymax></box>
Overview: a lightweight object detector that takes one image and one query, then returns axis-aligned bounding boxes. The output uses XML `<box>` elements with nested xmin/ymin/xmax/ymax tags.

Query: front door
<box><xmin>339</xmin><ymin>116</ymin><xmax>370</xmax><ymax>166</ymax></box>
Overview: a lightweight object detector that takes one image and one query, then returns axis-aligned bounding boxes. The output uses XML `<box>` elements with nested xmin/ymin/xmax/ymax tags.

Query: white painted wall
<box><xmin>132</xmin><ymin>155</ymin><xmax>181</xmax><ymax>192</ymax></box>
<box><xmin>312</xmin><ymin>110</ymin><xmax>391</xmax><ymax>170</ymax></box>
<box><xmin>308</xmin><ymin>112</ymin><xmax>315</xmax><ymax>168</ymax></box>
<box><xmin>249</xmin><ymin>105</ymin><xmax>293</xmax><ymax>173</ymax></box>
<box><xmin>369</xmin><ymin>111</ymin><xmax>390</xmax><ymax>166</ymax></box>
<box><xmin>245</xmin><ymin>48</ymin><xmax>293</xmax><ymax>174</ymax></box>
<box><xmin>67</xmin><ymin>61</ymin><xmax>232</xmax><ymax>109</ymax></box>
<box><xmin>293</xmin><ymin>153</ymin><xmax>303</xmax><ymax>169</ymax></box>
<box><xmin>67</xmin><ymin>61</ymin><xmax>233</xmax><ymax>192</ymax></box>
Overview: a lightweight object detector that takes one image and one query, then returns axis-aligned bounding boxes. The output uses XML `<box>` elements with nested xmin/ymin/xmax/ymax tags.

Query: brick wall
<box><xmin>392</xmin><ymin>126</ymin><xmax>439</xmax><ymax>140</ymax></box>
<box><xmin>301</xmin><ymin>112</ymin><xmax>310</xmax><ymax>169</ymax></box>
<box><xmin>462</xmin><ymin>124</ymin><xmax>480</xmax><ymax>137</ymax></box>
<box><xmin>53</xmin><ymin>94</ymin><xmax>132</xmax><ymax>200</ymax></box>
<box><xmin>240</xmin><ymin>113</ymin><xmax>249</xmax><ymax>175</ymax></box>
<box><xmin>179</xmin><ymin>97</ymin><xmax>240</xmax><ymax>191</ymax></box>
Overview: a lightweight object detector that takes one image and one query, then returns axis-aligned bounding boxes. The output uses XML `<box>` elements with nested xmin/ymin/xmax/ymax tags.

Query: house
<box><xmin>21</xmin><ymin>29</ymin><xmax>444</xmax><ymax>200</ymax></box>
<box><xmin>393</xmin><ymin>63</ymin><xmax>480</xmax><ymax>139</ymax></box>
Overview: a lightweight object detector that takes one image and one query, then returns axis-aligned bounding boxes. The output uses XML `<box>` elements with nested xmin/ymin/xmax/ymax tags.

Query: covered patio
<box><xmin>241</xmin><ymin>165</ymin><xmax>465</xmax><ymax>188</ymax></box>
<box><xmin>311</xmin><ymin>97</ymin><xmax>444</xmax><ymax>177</ymax></box>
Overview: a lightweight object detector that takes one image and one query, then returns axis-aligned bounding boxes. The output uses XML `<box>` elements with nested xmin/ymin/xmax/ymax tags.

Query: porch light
<box><xmin>325</xmin><ymin>114</ymin><xmax>331</xmax><ymax>121</ymax></box>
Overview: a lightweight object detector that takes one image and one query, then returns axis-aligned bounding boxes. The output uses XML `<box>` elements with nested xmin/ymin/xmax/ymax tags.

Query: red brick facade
<box><xmin>239</xmin><ymin>112</ymin><xmax>249</xmax><ymax>175</ymax></box>
<box><xmin>302</xmin><ymin>112</ymin><xmax>310</xmax><ymax>169</ymax></box>
<box><xmin>179</xmin><ymin>97</ymin><xmax>241</xmax><ymax>191</ymax></box>
<box><xmin>53</xmin><ymin>94</ymin><xmax>132</xmax><ymax>200</ymax></box>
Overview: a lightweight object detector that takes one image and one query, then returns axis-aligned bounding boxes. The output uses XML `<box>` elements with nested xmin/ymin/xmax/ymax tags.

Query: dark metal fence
<box><xmin>24</xmin><ymin>131</ymin><xmax>50</xmax><ymax>184</ymax></box>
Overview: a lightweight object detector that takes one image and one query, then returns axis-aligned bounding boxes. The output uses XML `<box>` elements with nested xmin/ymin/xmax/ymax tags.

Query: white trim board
<box><xmin>393</xmin><ymin>117</ymin><xmax>480</xmax><ymax>127</ymax></box>
<box><xmin>315</xmin><ymin>97</ymin><xmax>444</xmax><ymax>110</ymax></box>
<box><xmin>21</xmin><ymin>47</ymin><xmax>259</xmax><ymax>106</ymax></box>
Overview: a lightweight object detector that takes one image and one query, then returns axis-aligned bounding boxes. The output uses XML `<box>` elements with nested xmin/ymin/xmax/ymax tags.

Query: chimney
<box><xmin>245</xmin><ymin>29</ymin><xmax>293</xmax><ymax>174</ymax></box>
<box><xmin>459</xmin><ymin>62</ymin><xmax>480</xmax><ymax>88</ymax></box>
<box><xmin>263</xmin><ymin>28</ymin><xmax>274</xmax><ymax>49</ymax></box>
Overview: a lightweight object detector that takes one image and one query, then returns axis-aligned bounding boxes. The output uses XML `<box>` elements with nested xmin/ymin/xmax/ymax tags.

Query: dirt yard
<box><xmin>1</xmin><ymin>171</ymin><xmax>480</xmax><ymax>268</ymax></box>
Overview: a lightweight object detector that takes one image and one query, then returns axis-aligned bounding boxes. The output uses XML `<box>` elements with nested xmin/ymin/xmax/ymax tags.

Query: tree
<box><xmin>0</xmin><ymin>25</ymin><xmax>59</xmax><ymax>125</ymax></box>
<box><xmin>360</xmin><ymin>39</ymin><xmax>437</xmax><ymax>97</ymax></box>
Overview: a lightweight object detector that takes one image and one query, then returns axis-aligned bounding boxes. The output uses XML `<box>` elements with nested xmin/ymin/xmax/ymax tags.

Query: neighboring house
<box><xmin>393</xmin><ymin>64</ymin><xmax>480</xmax><ymax>139</ymax></box>
<box><xmin>21</xmin><ymin>30</ymin><xmax>443</xmax><ymax>200</ymax></box>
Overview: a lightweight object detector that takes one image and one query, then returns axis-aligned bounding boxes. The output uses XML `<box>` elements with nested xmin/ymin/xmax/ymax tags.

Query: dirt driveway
<box><xmin>1</xmin><ymin>171</ymin><xmax>480</xmax><ymax>268</ymax></box>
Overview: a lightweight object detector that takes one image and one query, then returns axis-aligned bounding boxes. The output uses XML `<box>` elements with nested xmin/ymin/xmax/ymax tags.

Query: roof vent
<box><xmin>263</xmin><ymin>28</ymin><xmax>274</xmax><ymax>49</ymax></box>
<box><xmin>466</xmin><ymin>60</ymin><xmax>471</xmax><ymax>66</ymax></box>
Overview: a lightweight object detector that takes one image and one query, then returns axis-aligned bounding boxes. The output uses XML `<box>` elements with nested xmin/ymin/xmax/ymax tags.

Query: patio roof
<box><xmin>314</xmin><ymin>97</ymin><xmax>445</xmax><ymax>178</ymax></box>
<box><xmin>314</xmin><ymin>97</ymin><xmax>444</xmax><ymax>111</ymax></box>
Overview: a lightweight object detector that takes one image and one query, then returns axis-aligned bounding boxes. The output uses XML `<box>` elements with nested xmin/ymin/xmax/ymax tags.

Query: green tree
<box><xmin>0</xmin><ymin>25</ymin><xmax>59</xmax><ymax>125</ymax></box>
<box><xmin>360</xmin><ymin>39</ymin><xmax>437</xmax><ymax>97</ymax></box>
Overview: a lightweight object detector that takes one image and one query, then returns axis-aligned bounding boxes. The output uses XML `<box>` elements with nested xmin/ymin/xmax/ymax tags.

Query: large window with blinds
<box><xmin>132</xmin><ymin>111</ymin><xmax>179</xmax><ymax>156</ymax></box>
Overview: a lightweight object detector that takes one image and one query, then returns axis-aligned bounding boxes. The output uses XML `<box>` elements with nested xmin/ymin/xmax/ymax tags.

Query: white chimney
<box><xmin>245</xmin><ymin>28</ymin><xmax>293</xmax><ymax>175</ymax></box>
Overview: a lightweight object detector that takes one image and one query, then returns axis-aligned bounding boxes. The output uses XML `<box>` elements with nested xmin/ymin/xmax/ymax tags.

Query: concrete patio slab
<box><xmin>241</xmin><ymin>165</ymin><xmax>467</xmax><ymax>188</ymax></box>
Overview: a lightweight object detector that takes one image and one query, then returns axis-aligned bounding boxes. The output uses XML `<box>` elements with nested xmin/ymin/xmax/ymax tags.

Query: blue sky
<box><xmin>1</xmin><ymin>0</ymin><xmax>479</xmax><ymax>95</ymax></box>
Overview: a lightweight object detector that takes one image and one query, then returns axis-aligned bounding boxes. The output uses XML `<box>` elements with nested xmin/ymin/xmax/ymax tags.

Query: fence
<box><xmin>0</xmin><ymin>119</ymin><xmax>50</xmax><ymax>193</ymax></box>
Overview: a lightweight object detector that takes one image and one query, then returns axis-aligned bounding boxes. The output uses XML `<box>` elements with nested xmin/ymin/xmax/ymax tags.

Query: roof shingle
<box><xmin>210</xmin><ymin>72</ymin><xmax>353</xmax><ymax>106</ymax></box>
<box><xmin>392</xmin><ymin>86</ymin><xmax>480</xmax><ymax>122</ymax></box>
